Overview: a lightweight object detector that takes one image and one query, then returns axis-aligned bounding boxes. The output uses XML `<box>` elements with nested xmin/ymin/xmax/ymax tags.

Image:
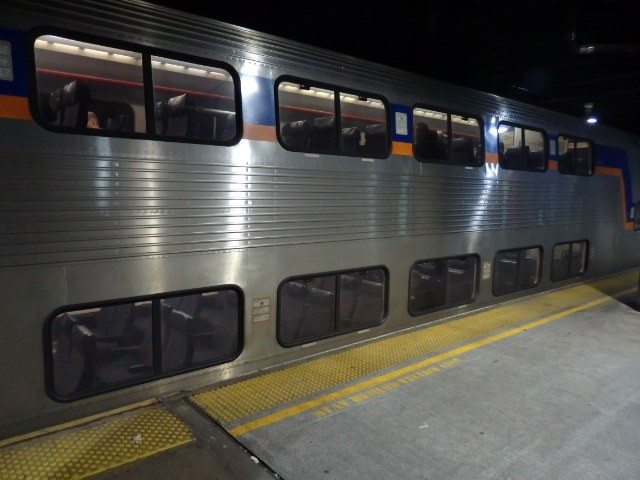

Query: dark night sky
<box><xmin>144</xmin><ymin>0</ymin><xmax>640</xmax><ymax>133</ymax></box>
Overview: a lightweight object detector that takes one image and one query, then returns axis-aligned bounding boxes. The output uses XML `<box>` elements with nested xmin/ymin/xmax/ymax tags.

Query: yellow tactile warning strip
<box><xmin>0</xmin><ymin>406</ymin><xmax>195</xmax><ymax>480</ymax></box>
<box><xmin>191</xmin><ymin>270</ymin><xmax>638</xmax><ymax>436</ymax></box>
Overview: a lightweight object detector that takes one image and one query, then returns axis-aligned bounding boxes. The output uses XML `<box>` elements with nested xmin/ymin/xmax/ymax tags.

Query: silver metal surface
<box><xmin>0</xmin><ymin>0</ymin><xmax>639</xmax><ymax>441</ymax></box>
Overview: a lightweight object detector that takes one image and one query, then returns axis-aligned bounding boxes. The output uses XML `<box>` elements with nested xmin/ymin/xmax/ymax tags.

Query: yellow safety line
<box><xmin>229</xmin><ymin>288</ymin><xmax>634</xmax><ymax>436</ymax></box>
<box><xmin>0</xmin><ymin>406</ymin><xmax>195</xmax><ymax>480</ymax></box>
<box><xmin>192</xmin><ymin>272</ymin><xmax>636</xmax><ymax>429</ymax></box>
<box><xmin>0</xmin><ymin>399</ymin><xmax>158</xmax><ymax>448</ymax></box>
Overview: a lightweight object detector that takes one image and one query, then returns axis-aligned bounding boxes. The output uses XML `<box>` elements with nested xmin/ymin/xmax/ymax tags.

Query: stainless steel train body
<box><xmin>1</xmin><ymin>0</ymin><xmax>639</xmax><ymax>439</ymax></box>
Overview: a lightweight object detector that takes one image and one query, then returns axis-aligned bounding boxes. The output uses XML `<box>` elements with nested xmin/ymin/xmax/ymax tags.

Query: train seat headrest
<box><xmin>309</xmin><ymin>116</ymin><xmax>337</xmax><ymax>149</ymax></box>
<box><xmin>61</xmin><ymin>79</ymin><xmax>90</xmax><ymax>108</ymax></box>
<box><xmin>451</xmin><ymin>136</ymin><xmax>475</xmax><ymax>163</ymax></box>
<box><xmin>281</xmin><ymin>120</ymin><xmax>311</xmax><ymax>148</ymax></box>
<box><xmin>49</xmin><ymin>88</ymin><xmax>63</xmax><ymax>112</ymax></box>
<box><xmin>364</xmin><ymin>123</ymin><xmax>386</xmax><ymax>138</ymax></box>
<box><xmin>282</xmin><ymin>119</ymin><xmax>310</xmax><ymax>137</ymax></box>
<box><xmin>361</xmin><ymin>123</ymin><xmax>387</xmax><ymax>156</ymax></box>
<box><xmin>285</xmin><ymin>281</ymin><xmax>308</xmax><ymax>298</ymax></box>
<box><xmin>341</xmin><ymin>126</ymin><xmax>360</xmax><ymax>152</ymax></box>
<box><xmin>313</xmin><ymin>116</ymin><xmax>335</xmax><ymax>129</ymax></box>
<box><xmin>165</xmin><ymin>93</ymin><xmax>195</xmax><ymax>117</ymax></box>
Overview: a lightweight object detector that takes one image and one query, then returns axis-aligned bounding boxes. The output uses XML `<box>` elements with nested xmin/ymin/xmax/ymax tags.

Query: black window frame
<box><xmin>493</xmin><ymin>246</ymin><xmax>543</xmax><ymax>296</ymax></box>
<box><xmin>412</xmin><ymin>104</ymin><xmax>485</xmax><ymax>167</ymax></box>
<box><xmin>408</xmin><ymin>254</ymin><xmax>480</xmax><ymax>316</ymax></box>
<box><xmin>275</xmin><ymin>75</ymin><xmax>391</xmax><ymax>159</ymax></box>
<box><xmin>277</xmin><ymin>266</ymin><xmax>388</xmax><ymax>347</ymax></box>
<box><xmin>29</xmin><ymin>27</ymin><xmax>243</xmax><ymax>146</ymax></box>
<box><xmin>43</xmin><ymin>285</ymin><xmax>244</xmax><ymax>402</ymax></box>
<box><xmin>497</xmin><ymin>121</ymin><xmax>549</xmax><ymax>172</ymax></box>
<box><xmin>550</xmin><ymin>240</ymin><xmax>589</xmax><ymax>282</ymax></box>
<box><xmin>556</xmin><ymin>133</ymin><xmax>595</xmax><ymax>176</ymax></box>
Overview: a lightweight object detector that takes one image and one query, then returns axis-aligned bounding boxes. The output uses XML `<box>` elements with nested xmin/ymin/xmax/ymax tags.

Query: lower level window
<box><xmin>278</xmin><ymin>267</ymin><xmax>387</xmax><ymax>346</ymax></box>
<box><xmin>551</xmin><ymin>241</ymin><xmax>588</xmax><ymax>282</ymax></box>
<box><xmin>493</xmin><ymin>247</ymin><xmax>542</xmax><ymax>296</ymax></box>
<box><xmin>47</xmin><ymin>288</ymin><xmax>241</xmax><ymax>400</ymax></box>
<box><xmin>409</xmin><ymin>255</ymin><xmax>478</xmax><ymax>316</ymax></box>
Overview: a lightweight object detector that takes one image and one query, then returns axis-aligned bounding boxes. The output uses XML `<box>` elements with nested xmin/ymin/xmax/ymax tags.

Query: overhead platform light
<box><xmin>584</xmin><ymin>102</ymin><xmax>598</xmax><ymax>124</ymax></box>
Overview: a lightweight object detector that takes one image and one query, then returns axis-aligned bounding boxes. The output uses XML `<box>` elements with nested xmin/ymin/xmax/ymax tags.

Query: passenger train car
<box><xmin>1</xmin><ymin>0</ymin><xmax>639</xmax><ymax>439</ymax></box>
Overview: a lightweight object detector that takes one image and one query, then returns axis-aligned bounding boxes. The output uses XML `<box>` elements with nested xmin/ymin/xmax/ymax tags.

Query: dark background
<box><xmin>146</xmin><ymin>0</ymin><xmax>640</xmax><ymax>135</ymax></box>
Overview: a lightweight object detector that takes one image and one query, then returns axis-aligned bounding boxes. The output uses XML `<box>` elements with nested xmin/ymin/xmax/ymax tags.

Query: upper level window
<box><xmin>276</xmin><ymin>77</ymin><xmax>389</xmax><ymax>158</ymax></box>
<box><xmin>498</xmin><ymin>122</ymin><xmax>548</xmax><ymax>172</ymax></box>
<box><xmin>557</xmin><ymin>135</ymin><xmax>594</xmax><ymax>175</ymax></box>
<box><xmin>151</xmin><ymin>56</ymin><xmax>238</xmax><ymax>142</ymax></box>
<box><xmin>33</xmin><ymin>34</ymin><xmax>242</xmax><ymax>144</ymax></box>
<box><xmin>34</xmin><ymin>35</ymin><xmax>145</xmax><ymax>133</ymax></box>
<box><xmin>413</xmin><ymin>107</ymin><xmax>483</xmax><ymax>166</ymax></box>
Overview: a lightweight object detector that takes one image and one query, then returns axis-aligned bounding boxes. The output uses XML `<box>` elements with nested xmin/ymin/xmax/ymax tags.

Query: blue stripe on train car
<box><xmin>391</xmin><ymin>104</ymin><xmax>412</xmax><ymax>143</ymax></box>
<box><xmin>0</xmin><ymin>28</ymin><xmax>27</xmax><ymax>97</ymax></box>
<box><xmin>240</xmin><ymin>74</ymin><xmax>275</xmax><ymax>126</ymax></box>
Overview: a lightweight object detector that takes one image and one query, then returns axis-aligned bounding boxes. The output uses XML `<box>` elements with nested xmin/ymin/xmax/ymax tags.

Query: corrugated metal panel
<box><xmin>0</xmin><ymin>138</ymin><xmax>615</xmax><ymax>267</ymax></box>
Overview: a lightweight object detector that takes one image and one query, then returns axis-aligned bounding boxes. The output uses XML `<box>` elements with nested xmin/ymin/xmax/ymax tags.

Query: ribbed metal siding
<box><xmin>0</xmin><ymin>136</ymin><xmax>614</xmax><ymax>267</ymax></box>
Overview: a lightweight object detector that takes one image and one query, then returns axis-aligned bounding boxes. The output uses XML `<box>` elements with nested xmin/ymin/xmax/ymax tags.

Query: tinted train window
<box><xmin>276</xmin><ymin>77</ymin><xmax>389</xmax><ymax>158</ymax></box>
<box><xmin>151</xmin><ymin>56</ymin><xmax>238</xmax><ymax>142</ymax></box>
<box><xmin>497</xmin><ymin>122</ymin><xmax>548</xmax><ymax>172</ymax></box>
<box><xmin>557</xmin><ymin>135</ymin><xmax>594</xmax><ymax>175</ymax></box>
<box><xmin>493</xmin><ymin>247</ymin><xmax>542</xmax><ymax>296</ymax></box>
<box><xmin>278</xmin><ymin>267</ymin><xmax>387</xmax><ymax>346</ymax></box>
<box><xmin>551</xmin><ymin>241</ymin><xmax>588</xmax><ymax>282</ymax></box>
<box><xmin>409</xmin><ymin>255</ymin><xmax>478</xmax><ymax>316</ymax></box>
<box><xmin>47</xmin><ymin>288</ymin><xmax>241</xmax><ymax>400</ymax></box>
<box><xmin>413</xmin><ymin>107</ymin><xmax>483</xmax><ymax>166</ymax></box>
<box><xmin>34</xmin><ymin>35</ymin><xmax>145</xmax><ymax>133</ymax></box>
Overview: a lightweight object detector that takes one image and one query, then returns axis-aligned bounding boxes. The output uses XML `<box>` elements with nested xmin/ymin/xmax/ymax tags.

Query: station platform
<box><xmin>2</xmin><ymin>269</ymin><xmax>640</xmax><ymax>480</ymax></box>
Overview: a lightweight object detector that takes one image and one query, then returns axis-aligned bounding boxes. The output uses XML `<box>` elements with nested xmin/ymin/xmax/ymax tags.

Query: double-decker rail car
<box><xmin>1</xmin><ymin>0</ymin><xmax>639</xmax><ymax>440</ymax></box>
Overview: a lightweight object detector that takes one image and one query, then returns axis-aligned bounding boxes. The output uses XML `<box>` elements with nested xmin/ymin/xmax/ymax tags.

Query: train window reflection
<box><xmin>413</xmin><ymin>107</ymin><xmax>483</xmax><ymax>166</ymax></box>
<box><xmin>151</xmin><ymin>56</ymin><xmax>238</xmax><ymax>142</ymax></box>
<box><xmin>276</xmin><ymin>77</ymin><xmax>389</xmax><ymax>158</ymax></box>
<box><xmin>551</xmin><ymin>240</ymin><xmax>588</xmax><ymax>282</ymax></box>
<box><xmin>338</xmin><ymin>269</ymin><xmax>386</xmax><ymax>330</ymax></box>
<box><xmin>50</xmin><ymin>302</ymin><xmax>153</xmax><ymax>398</ymax></box>
<box><xmin>278</xmin><ymin>267</ymin><xmax>387</xmax><ymax>346</ymax></box>
<box><xmin>34</xmin><ymin>35</ymin><xmax>145</xmax><ymax>133</ymax></box>
<box><xmin>47</xmin><ymin>287</ymin><xmax>242</xmax><ymax>400</ymax></box>
<box><xmin>497</xmin><ymin>122</ymin><xmax>548</xmax><ymax>172</ymax></box>
<box><xmin>160</xmin><ymin>290</ymin><xmax>240</xmax><ymax>373</ymax></box>
<box><xmin>557</xmin><ymin>135</ymin><xmax>594</xmax><ymax>175</ymax></box>
<box><xmin>493</xmin><ymin>247</ymin><xmax>542</xmax><ymax>296</ymax></box>
<box><xmin>409</xmin><ymin>255</ymin><xmax>478</xmax><ymax>316</ymax></box>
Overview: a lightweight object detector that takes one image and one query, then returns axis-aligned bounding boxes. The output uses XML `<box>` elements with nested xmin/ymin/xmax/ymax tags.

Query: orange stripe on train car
<box><xmin>0</xmin><ymin>95</ymin><xmax>31</xmax><ymax>120</ymax></box>
<box><xmin>243</xmin><ymin>124</ymin><xmax>277</xmax><ymax>142</ymax></box>
<box><xmin>594</xmin><ymin>167</ymin><xmax>633</xmax><ymax>229</ymax></box>
<box><xmin>392</xmin><ymin>141</ymin><xmax>413</xmax><ymax>156</ymax></box>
